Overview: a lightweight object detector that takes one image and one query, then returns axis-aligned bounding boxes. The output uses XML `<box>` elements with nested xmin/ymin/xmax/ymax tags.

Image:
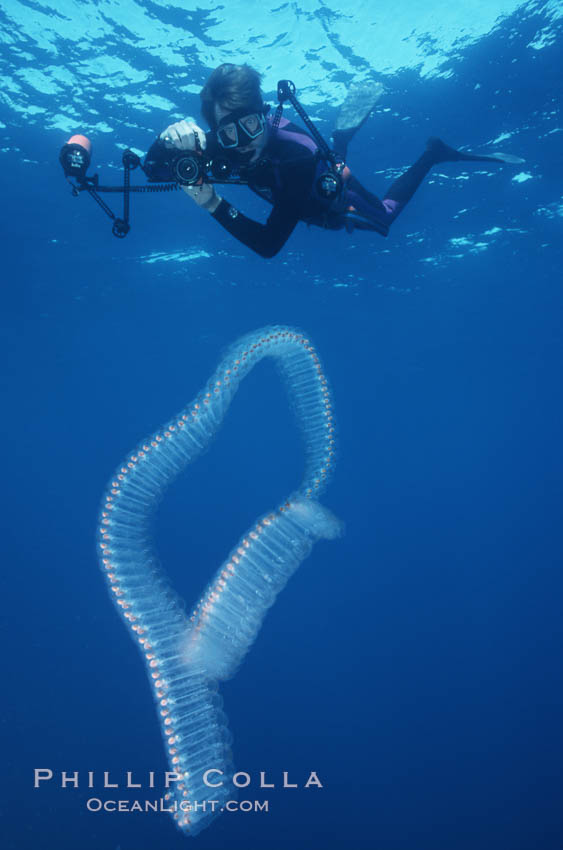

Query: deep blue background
<box><xmin>2</xmin><ymin>8</ymin><xmax>563</xmax><ymax>850</ymax></box>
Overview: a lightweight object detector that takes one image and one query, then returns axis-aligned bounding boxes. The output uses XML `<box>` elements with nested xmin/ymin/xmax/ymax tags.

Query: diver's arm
<box><xmin>210</xmin><ymin>200</ymin><xmax>299</xmax><ymax>259</ymax></box>
<box><xmin>188</xmin><ymin>151</ymin><xmax>310</xmax><ymax>257</ymax></box>
<box><xmin>181</xmin><ymin>182</ymin><xmax>222</xmax><ymax>213</ymax></box>
<box><xmin>182</xmin><ymin>179</ymin><xmax>297</xmax><ymax>255</ymax></box>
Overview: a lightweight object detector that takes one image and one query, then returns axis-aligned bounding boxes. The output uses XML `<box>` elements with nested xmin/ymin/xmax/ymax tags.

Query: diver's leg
<box><xmin>334</xmin><ymin>137</ymin><xmax>524</xmax><ymax>234</ymax></box>
<box><xmin>383</xmin><ymin>137</ymin><xmax>524</xmax><ymax>210</ymax></box>
<box><xmin>332</xmin><ymin>81</ymin><xmax>385</xmax><ymax>159</ymax></box>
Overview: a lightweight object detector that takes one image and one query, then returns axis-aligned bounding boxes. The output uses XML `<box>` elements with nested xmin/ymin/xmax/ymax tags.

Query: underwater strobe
<box><xmin>59</xmin><ymin>133</ymin><xmax>173</xmax><ymax>238</ymax></box>
<box><xmin>59</xmin><ymin>134</ymin><xmax>92</xmax><ymax>181</ymax></box>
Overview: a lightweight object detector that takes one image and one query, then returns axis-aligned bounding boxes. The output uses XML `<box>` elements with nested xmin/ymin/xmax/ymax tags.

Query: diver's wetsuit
<box><xmin>211</xmin><ymin>116</ymin><xmax>401</xmax><ymax>258</ymax></box>
<box><xmin>211</xmin><ymin>118</ymin><xmax>506</xmax><ymax>258</ymax></box>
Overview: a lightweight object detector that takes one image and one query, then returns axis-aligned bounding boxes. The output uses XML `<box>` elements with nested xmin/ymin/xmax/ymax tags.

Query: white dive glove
<box><xmin>159</xmin><ymin>120</ymin><xmax>221</xmax><ymax>212</ymax></box>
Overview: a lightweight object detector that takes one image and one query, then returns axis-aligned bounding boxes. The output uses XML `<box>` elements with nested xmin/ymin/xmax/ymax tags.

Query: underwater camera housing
<box><xmin>141</xmin><ymin>132</ymin><xmax>236</xmax><ymax>185</ymax></box>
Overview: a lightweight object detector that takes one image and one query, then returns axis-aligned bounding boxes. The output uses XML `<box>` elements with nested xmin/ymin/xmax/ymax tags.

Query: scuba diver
<box><xmin>58</xmin><ymin>65</ymin><xmax>524</xmax><ymax>247</ymax></box>
<box><xmin>158</xmin><ymin>64</ymin><xmax>523</xmax><ymax>259</ymax></box>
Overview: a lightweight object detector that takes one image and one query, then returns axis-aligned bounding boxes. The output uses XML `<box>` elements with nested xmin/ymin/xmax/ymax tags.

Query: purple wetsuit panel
<box><xmin>272</xmin><ymin>117</ymin><xmax>319</xmax><ymax>155</ymax></box>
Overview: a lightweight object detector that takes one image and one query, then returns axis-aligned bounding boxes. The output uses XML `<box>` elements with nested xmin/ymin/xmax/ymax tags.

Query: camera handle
<box><xmin>273</xmin><ymin>80</ymin><xmax>345</xmax><ymax>201</ymax></box>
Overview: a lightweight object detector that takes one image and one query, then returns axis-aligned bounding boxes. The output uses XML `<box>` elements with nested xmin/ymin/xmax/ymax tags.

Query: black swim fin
<box><xmin>426</xmin><ymin>137</ymin><xmax>525</xmax><ymax>165</ymax></box>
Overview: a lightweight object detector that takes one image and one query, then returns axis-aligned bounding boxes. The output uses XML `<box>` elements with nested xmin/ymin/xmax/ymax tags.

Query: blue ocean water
<box><xmin>2</xmin><ymin>1</ymin><xmax>563</xmax><ymax>848</ymax></box>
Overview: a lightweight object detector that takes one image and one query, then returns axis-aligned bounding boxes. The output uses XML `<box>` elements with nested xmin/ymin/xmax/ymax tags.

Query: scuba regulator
<box><xmin>59</xmin><ymin>81</ymin><xmax>346</xmax><ymax>238</ymax></box>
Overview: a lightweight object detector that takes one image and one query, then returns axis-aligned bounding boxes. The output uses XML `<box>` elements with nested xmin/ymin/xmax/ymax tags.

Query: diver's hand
<box><xmin>160</xmin><ymin>120</ymin><xmax>206</xmax><ymax>151</ymax></box>
<box><xmin>182</xmin><ymin>182</ymin><xmax>221</xmax><ymax>213</ymax></box>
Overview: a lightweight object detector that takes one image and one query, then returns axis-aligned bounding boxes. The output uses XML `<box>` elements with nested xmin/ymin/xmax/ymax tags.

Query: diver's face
<box><xmin>213</xmin><ymin>102</ymin><xmax>267</xmax><ymax>162</ymax></box>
